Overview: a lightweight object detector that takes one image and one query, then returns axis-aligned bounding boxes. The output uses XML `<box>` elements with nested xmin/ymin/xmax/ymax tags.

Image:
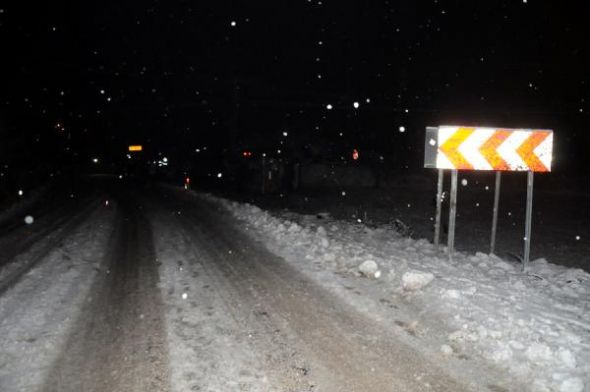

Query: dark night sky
<box><xmin>1</xmin><ymin>1</ymin><xmax>589</xmax><ymax>180</ymax></box>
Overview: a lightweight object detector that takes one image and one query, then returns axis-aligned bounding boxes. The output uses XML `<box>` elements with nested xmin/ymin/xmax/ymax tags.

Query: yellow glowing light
<box><xmin>128</xmin><ymin>145</ymin><xmax>143</xmax><ymax>152</ymax></box>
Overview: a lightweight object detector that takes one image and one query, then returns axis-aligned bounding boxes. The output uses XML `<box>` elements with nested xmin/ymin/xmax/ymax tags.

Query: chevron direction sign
<box><xmin>424</xmin><ymin>126</ymin><xmax>553</xmax><ymax>172</ymax></box>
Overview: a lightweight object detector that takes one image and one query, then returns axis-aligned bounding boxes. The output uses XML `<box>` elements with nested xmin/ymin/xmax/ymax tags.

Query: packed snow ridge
<box><xmin>209</xmin><ymin>195</ymin><xmax>590</xmax><ymax>392</ymax></box>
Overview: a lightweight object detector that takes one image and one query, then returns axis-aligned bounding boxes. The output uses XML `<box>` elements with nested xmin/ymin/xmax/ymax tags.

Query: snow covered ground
<box><xmin>150</xmin><ymin>207</ymin><xmax>273</xmax><ymax>392</ymax></box>
<box><xmin>211</xmin><ymin>194</ymin><xmax>590</xmax><ymax>392</ymax></box>
<box><xmin>0</xmin><ymin>204</ymin><xmax>115</xmax><ymax>391</ymax></box>
<box><xmin>1</xmin><ymin>181</ymin><xmax>587</xmax><ymax>391</ymax></box>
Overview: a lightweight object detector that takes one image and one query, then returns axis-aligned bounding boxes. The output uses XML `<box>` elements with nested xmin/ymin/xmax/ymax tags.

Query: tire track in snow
<box><xmin>43</xmin><ymin>195</ymin><xmax>169</xmax><ymax>392</ymax></box>
<box><xmin>0</xmin><ymin>204</ymin><xmax>114</xmax><ymax>392</ymax></box>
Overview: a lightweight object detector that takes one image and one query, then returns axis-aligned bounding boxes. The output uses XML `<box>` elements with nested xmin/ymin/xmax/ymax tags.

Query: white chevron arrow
<box><xmin>497</xmin><ymin>130</ymin><xmax>530</xmax><ymax>171</ymax></box>
<box><xmin>457</xmin><ymin>127</ymin><xmax>495</xmax><ymax>170</ymax></box>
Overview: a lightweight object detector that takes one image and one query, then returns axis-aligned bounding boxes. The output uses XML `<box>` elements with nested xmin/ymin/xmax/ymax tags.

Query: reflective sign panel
<box><xmin>424</xmin><ymin>126</ymin><xmax>553</xmax><ymax>172</ymax></box>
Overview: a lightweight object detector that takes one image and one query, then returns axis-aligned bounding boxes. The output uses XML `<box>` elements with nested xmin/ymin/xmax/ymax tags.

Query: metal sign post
<box><xmin>490</xmin><ymin>171</ymin><xmax>502</xmax><ymax>254</ymax></box>
<box><xmin>434</xmin><ymin>169</ymin><xmax>444</xmax><ymax>249</ymax></box>
<box><xmin>261</xmin><ymin>154</ymin><xmax>267</xmax><ymax>194</ymax></box>
<box><xmin>447</xmin><ymin>169</ymin><xmax>458</xmax><ymax>258</ymax></box>
<box><xmin>523</xmin><ymin>171</ymin><xmax>534</xmax><ymax>271</ymax></box>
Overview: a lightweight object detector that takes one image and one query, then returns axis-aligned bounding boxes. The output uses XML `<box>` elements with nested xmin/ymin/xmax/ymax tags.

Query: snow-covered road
<box><xmin>0</xmin><ymin>179</ymin><xmax>587</xmax><ymax>391</ymax></box>
<box><xmin>152</xmin><ymin>187</ymin><xmax>481</xmax><ymax>391</ymax></box>
<box><xmin>43</xmin><ymin>190</ymin><xmax>169</xmax><ymax>391</ymax></box>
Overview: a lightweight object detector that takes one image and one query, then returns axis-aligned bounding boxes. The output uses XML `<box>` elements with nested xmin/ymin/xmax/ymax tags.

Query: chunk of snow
<box><xmin>448</xmin><ymin>330</ymin><xmax>478</xmax><ymax>342</ymax></box>
<box><xmin>490</xmin><ymin>344</ymin><xmax>513</xmax><ymax>363</ymax></box>
<box><xmin>402</xmin><ymin>270</ymin><xmax>434</xmax><ymax>291</ymax></box>
<box><xmin>24</xmin><ymin>215</ymin><xmax>34</xmax><ymax>225</ymax></box>
<box><xmin>440</xmin><ymin>344</ymin><xmax>453</xmax><ymax>356</ymax></box>
<box><xmin>442</xmin><ymin>289</ymin><xmax>461</xmax><ymax>299</ymax></box>
<box><xmin>494</xmin><ymin>260</ymin><xmax>515</xmax><ymax>271</ymax></box>
<box><xmin>557</xmin><ymin>348</ymin><xmax>577</xmax><ymax>369</ymax></box>
<box><xmin>558</xmin><ymin>378</ymin><xmax>584</xmax><ymax>392</ymax></box>
<box><xmin>509</xmin><ymin>340</ymin><xmax>525</xmax><ymax>350</ymax></box>
<box><xmin>525</xmin><ymin>343</ymin><xmax>553</xmax><ymax>363</ymax></box>
<box><xmin>358</xmin><ymin>260</ymin><xmax>379</xmax><ymax>278</ymax></box>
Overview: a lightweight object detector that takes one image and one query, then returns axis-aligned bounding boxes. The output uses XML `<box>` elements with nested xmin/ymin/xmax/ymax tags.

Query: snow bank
<box><xmin>211</xmin><ymin>195</ymin><xmax>590</xmax><ymax>392</ymax></box>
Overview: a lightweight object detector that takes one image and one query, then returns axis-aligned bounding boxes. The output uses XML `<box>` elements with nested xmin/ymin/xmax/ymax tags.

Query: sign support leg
<box><xmin>261</xmin><ymin>155</ymin><xmax>266</xmax><ymax>194</ymax></box>
<box><xmin>447</xmin><ymin>169</ymin><xmax>458</xmax><ymax>258</ymax></box>
<box><xmin>523</xmin><ymin>171</ymin><xmax>534</xmax><ymax>271</ymax></box>
<box><xmin>490</xmin><ymin>171</ymin><xmax>502</xmax><ymax>255</ymax></box>
<box><xmin>434</xmin><ymin>169</ymin><xmax>444</xmax><ymax>249</ymax></box>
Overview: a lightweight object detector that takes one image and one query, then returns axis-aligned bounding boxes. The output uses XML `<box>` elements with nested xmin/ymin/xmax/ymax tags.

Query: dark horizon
<box><xmin>2</xmin><ymin>1</ymin><xmax>589</xmax><ymax>186</ymax></box>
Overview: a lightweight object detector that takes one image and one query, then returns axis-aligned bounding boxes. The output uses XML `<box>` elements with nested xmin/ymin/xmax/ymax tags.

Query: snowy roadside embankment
<box><xmin>212</xmin><ymin>195</ymin><xmax>590</xmax><ymax>392</ymax></box>
<box><xmin>0</xmin><ymin>205</ymin><xmax>114</xmax><ymax>391</ymax></box>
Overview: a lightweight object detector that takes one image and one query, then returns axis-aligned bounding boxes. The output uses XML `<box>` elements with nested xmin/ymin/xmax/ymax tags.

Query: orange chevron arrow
<box><xmin>516</xmin><ymin>131</ymin><xmax>551</xmax><ymax>172</ymax></box>
<box><xmin>479</xmin><ymin>129</ymin><xmax>511</xmax><ymax>170</ymax></box>
<box><xmin>439</xmin><ymin>127</ymin><xmax>475</xmax><ymax>170</ymax></box>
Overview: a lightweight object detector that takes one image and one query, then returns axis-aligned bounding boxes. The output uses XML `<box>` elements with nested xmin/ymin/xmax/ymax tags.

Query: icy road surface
<box><xmin>151</xmin><ymin>188</ymin><xmax>485</xmax><ymax>392</ymax></box>
<box><xmin>1</xmin><ymin>180</ymin><xmax>585</xmax><ymax>391</ymax></box>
